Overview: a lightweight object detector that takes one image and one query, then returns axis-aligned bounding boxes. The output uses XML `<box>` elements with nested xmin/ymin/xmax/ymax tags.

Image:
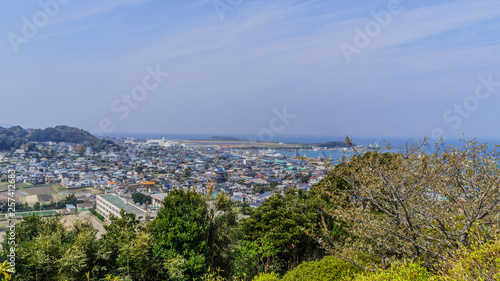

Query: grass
<box><xmin>54</xmin><ymin>184</ymin><xmax>68</xmax><ymax>193</ymax></box>
<box><xmin>0</xmin><ymin>182</ymin><xmax>32</xmax><ymax>188</ymax></box>
<box><xmin>15</xmin><ymin>210</ymin><xmax>59</xmax><ymax>217</ymax></box>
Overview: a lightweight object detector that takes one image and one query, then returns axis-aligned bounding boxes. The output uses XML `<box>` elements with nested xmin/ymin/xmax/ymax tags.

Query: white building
<box><xmin>96</xmin><ymin>194</ymin><xmax>148</xmax><ymax>221</ymax></box>
<box><xmin>150</xmin><ymin>193</ymin><xmax>169</xmax><ymax>208</ymax></box>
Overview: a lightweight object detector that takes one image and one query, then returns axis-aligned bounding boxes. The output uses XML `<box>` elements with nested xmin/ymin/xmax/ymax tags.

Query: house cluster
<box><xmin>0</xmin><ymin>138</ymin><xmax>329</xmax><ymax>218</ymax></box>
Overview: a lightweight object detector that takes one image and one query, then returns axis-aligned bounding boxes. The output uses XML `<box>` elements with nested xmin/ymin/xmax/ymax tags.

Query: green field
<box><xmin>54</xmin><ymin>184</ymin><xmax>68</xmax><ymax>192</ymax></box>
<box><xmin>14</xmin><ymin>210</ymin><xmax>59</xmax><ymax>217</ymax></box>
<box><xmin>0</xmin><ymin>182</ymin><xmax>32</xmax><ymax>188</ymax></box>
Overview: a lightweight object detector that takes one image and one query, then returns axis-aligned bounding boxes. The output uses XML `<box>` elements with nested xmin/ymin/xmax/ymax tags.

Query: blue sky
<box><xmin>1</xmin><ymin>0</ymin><xmax>500</xmax><ymax>141</ymax></box>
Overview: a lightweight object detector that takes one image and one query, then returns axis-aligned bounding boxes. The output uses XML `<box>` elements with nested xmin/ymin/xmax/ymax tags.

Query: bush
<box><xmin>132</xmin><ymin>192</ymin><xmax>150</xmax><ymax>205</ymax></box>
<box><xmin>252</xmin><ymin>272</ymin><xmax>280</xmax><ymax>281</ymax></box>
<box><xmin>282</xmin><ymin>256</ymin><xmax>362</xmax><ymax>281</ymax></box>
<box><xmin>437</xmin><ymin>237</ymin><xmax>500</xmax><ymax>280</ymax></box>
<box><xmin>353</xmin><ymin>262</ymin><xmax>434</xmax><ymax>281</ymax></box>
<box><xmin>91</xmin><ymin>209</ymin><xmax>104</xmax><ymax>221</ymax></box>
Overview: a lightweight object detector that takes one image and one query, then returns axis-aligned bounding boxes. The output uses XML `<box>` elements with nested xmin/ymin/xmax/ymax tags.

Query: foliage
<box><xmin>152</xmin><ymin>189</ymin><xmax>238</xmax><ymax>280</ymax></box>
<box><xmin>299</xmin><ymin>173</ymin><xmax>311</xmax><ymax>183</ymax></box>
<box><xmin>5</xmin><ymin>138</ymin><xmax>500</xmax><ymax>280</ymax></box>
<box><xmin>353</xmin><ymin>262</ymin><xmax>434</xmax><ymax>281</ymax></box>
<box><xmin>132</xmin><ymin>192</ymin><xmax>151</xmax><ymax>205</ymax></box>
<box><xmin>282</xmin><ymin>256</ymin><xmax>362</xmax><ymax>281</ymax></box>
<box><xmin>134</xmin><ymin>166</ymin><xmax>145</xmax><ymax>173</ymax></box>
<box><xmin>74</xmin><ymin>144</ymin><xmax>86</xmax><ymax>155</ymax></box>
<box><xmin>202</xmin><ymin>268</ymin><xmax>229</xmax><ymax>281</ymax></box>
<box><xmin>251</xmin><ymin>272</ymin><xmax>280</xmax><ymax>281</ymax></box>
<box><xmin>233</xmin><ymin>234</ymin><xmax>280</xmax><ymax>280</ymax></box>
<box><xmin>239</xmin><ymin>188</ymin><xmax>330</xmax><ymax>276</ymax></box>
<box><xmin>315</xmin><ymin>138</ymin><xmax>500</xmax><ymax>270</ymax></box>
<box><xmin>101</xmin><ymin>210</ymin><xmax>156</xmax><ymax>280</ymax></box>
<box><xmin>0</xmin><ymin>261</ymin><xmax>12</xmax><ymax>280</ymax></box>
<box><xmin>0</xmin><ymin>214</ymin><xmax>108</xmax><ymax>281</ymax></box>
<box><xmin>152</xmin><ymin>189</ymin><xmax>209</xmax><ymax>280</ymax></box>
<box><xmin>437</xmin><ymin>234</ymin><xmax>500</xmax><ymax>280</ymax></box>
<box><xmin>0</xmin><ymin>125</ymin><xmax>38</xmax><ymax>152</ymax></box>
<box><xmin>0</xmin><ymin>125</ymin><xmax>120</xmax><ymax>152</ymax></box>
<box><xmin>90</xmin><ymin>209</ymin><xmax>104</xmax><ymax>221</ymax></box>
<box><xmin>206</xmin><ymin>193</ymin><xmax>239</xmax><ymax>276</ymax></box>
<box><xmin>253</xmin><ymin>184</ymin><xmax>274</xmax><ymax>194</ymax></box>
<box><xmin>0</xmin><ymin>194</ymin><xmax>77</xmax><ymax>213</ymax></box>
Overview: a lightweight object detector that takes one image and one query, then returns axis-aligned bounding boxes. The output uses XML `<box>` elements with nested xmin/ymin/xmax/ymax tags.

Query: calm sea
<box><xmin>275</xmin><ymin>149</ymin><xmax>355</xmax><ymax>164</ymax></box>
<box><xmin>111</xmin><ymin>133</ymin><xmax>500</xmax><ymax>148</ymax></box>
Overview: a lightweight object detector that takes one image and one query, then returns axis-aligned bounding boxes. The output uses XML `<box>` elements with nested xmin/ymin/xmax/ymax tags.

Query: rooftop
<box><xmin>98</xmin><ymin>194</ymin><xmax>146</xmax><ymax>217</ymax></box>
<box><xmin>151</xmin><ymin>193</ymin><xmax>168</xmax><ymax>202</ymax></box>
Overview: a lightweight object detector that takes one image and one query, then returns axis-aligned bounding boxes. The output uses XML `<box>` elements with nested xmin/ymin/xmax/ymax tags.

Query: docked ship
<box><xmin>367</xmin><ymin>138</ymin><xmax>382</xmax><ymax>150</ymax></box>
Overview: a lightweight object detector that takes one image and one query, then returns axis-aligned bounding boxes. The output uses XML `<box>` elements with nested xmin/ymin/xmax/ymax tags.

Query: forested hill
<box><xmin>0</xmin><ymin>125</ymin><xmax>119</xmax><ymax>151</ymax></box>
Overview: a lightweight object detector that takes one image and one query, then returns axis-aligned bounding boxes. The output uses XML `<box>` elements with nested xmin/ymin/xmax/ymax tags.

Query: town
<box><xmin>0</xmin><ymin>137</ymin><xmax>329</xmax><ymax>225</ymax></box>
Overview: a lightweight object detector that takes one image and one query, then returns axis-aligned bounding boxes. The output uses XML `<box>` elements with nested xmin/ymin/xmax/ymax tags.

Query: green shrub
<box><xmin>282</xmin><ymin>256</ymin><xmax>362</xmax><ymax>281</ymax></box>
<box><xmin>437</xmin><ymin>238</ymin><xmax>500</xmax><ymax>280</ymax></box>
<box><xmin>252</xmin><ymin>272</ymin><xmax>280</xmax><ymax>281</ymax></box>
<box><xmin>91</xmin><ymin>208</ymin><xmax>104</xmax><ymax>221</ymax></box>
<box><xmin>353</xmin><ymin>262</ymin><xmax>434</xmax><ymax>281</ymax></box>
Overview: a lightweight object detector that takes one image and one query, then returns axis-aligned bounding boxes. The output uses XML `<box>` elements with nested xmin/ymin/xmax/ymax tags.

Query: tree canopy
<box><xmin>315</xmin><ymin>138</ymin><xmax>500</xmax><ymax>270</ymax></box>
<box><xmin>3</xmin><ymin>138</ymin><xmax>500</xmax><ymax>280</ymax></box>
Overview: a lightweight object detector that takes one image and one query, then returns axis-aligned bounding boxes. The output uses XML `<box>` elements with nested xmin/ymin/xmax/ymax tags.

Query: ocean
<box><xmin>111</xmin><ymin>133</ymin><xmax>500</xmax><ymax>148</ymax></box>
<box><xmin>276</xmin><ymin>149</ymin><xmax>355</xmax><ymax>163</ymax></box>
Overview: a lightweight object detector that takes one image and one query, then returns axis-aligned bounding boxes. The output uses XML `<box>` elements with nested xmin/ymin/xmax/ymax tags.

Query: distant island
<box><xmin>311</xmin><ymin>141</ymin><xmax>351</xmax><ymax>148</ymax></box>
<box><xmin>210</xmin><ymin>136</ymin><xmax>241</xmax><ymax>141</ymax></box>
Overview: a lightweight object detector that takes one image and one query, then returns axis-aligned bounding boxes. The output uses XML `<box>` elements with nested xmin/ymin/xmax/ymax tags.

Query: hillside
<box><xmin>0</xmin><ymin>125</ymin><xmax>119</xmax><ymax>152</ymax></box>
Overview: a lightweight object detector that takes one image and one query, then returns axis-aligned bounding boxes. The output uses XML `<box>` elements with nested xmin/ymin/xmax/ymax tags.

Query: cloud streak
<box><xmin>1</xmin><ymin>0</ymin><xmax>499</xmax><ymax>139</ymax></box>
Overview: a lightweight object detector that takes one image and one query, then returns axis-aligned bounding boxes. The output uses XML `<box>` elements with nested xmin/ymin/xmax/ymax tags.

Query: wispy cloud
<box><xmin>343</xmin><ymin>0</ymin><xmax>500</xmax><ymax>51</ymax></box>
<box><xmin>51</xmin><ymin>0</ymin><xmax>150</xmax><ymax>25</ymax></box>
<box><xmin>1</xmin><ymin>0</ymin><xmax>499</xmax><ymax>138</ymax></box>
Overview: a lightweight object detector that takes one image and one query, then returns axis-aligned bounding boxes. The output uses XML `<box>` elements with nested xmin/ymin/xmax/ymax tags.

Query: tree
<box><xmin>116</xmin><ymin>231</ymin><xmax>154</xmax><ymax>280</ymax></box>
<box><xmin>100</xmin><ymin>210</ymin><xmax>156</xmax><ymax>280</ymax></box>
<box><xmin>152</xmin><ymin>190</ymin><xmax>238</xmax><ymax>280</ymax></box>
<box><xmin>0</xmin><ymin>215</ymin><xmax>107</xmax><ymax>281</ymax></box>
<box><xmin>65</xmin><ymin>194</ymin><xmax>77</xmax><ymax>206</ymax></box>
<box><xmin>299</xmin><ymin>173</ymin><xmax>311</xmax><ymax>183</ymax></box>
<box><xmin>74</xmin><ymin>145</ymin><xmax>86</xmax><ymax>155</ymax></box>
<box><xmin>132</xmin><ymin>192</ymin><xmax>151</xmax><ymax>205</ymax></box>
<box><xmin>152</xmin><ymin>190</ymin><xmax>211</xmax><ymax>280</ymax></box>
<box><xmin>239</xmin><ymin>189</ymin><xmax>329</xmax><ymax>277</ymax></box>
<box><xmin>437</xmin><ymin>234</ymin><xmax>500</xmax><ymax>280</ymax></box>
<box><xmin>182</xmin><ymin>168</ymin><xmax>192</xmax><ymax>179</ymax></box>
<box><xmin>206</xmin><ymin>193</ymin><xmax>239</xmax><ymax>277</ymax></box>
<box><xmin>315</xmin><ymin>138</ymin><xmax>500</xmax><ymax>270</ymax></box>
<box><xmin>135</xmin><ymin>166</ymin><xmax>145</xmax><ymax>174</ymax></box>
<box><xmin>233</xmin><ymin>234</ymin><xmax>279</xmax><ymax>280</ymax></box>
